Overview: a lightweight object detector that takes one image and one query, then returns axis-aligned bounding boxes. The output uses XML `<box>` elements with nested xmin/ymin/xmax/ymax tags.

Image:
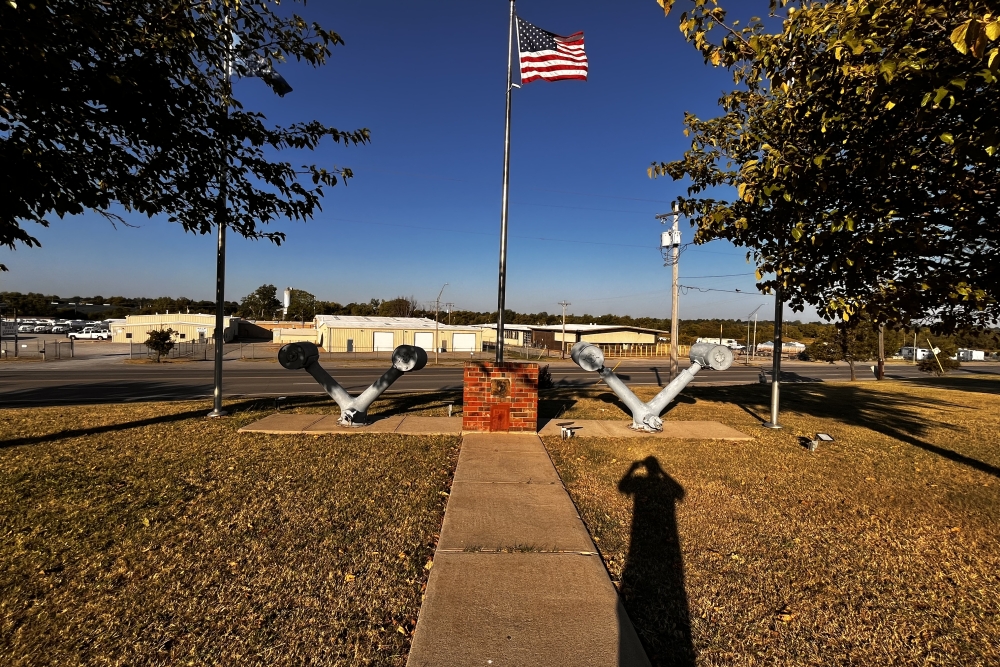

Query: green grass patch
<box><xmin>544</xmin><ymin>378</ymin><xmax>1000</xmax><ymax>666</ymax></box>
<box><xmin>0</xmin><ymin>400</ymin><xmax>459</xmax><ymax>666</ymax></box>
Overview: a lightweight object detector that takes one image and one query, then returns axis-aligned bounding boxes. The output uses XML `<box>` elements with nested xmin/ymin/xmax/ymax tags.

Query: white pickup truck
<box><xmin>68</xmin><ymin>327</ymin><xmax>112</xmax><ymax>341</ymax></box>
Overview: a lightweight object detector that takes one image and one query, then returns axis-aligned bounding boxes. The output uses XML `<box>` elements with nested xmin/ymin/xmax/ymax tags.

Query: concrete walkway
<box><xmin>237</xmin><ymin>413</ymin><xmax>463</xmax><ymax>435</ymax></box>
<box><xmin>406</xmin><ymin>433</ymin><xmax>651</xmax><ymax>667</ymax></box>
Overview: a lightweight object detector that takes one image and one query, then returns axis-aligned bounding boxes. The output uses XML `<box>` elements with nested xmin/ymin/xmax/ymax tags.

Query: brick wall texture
<box><xmin>463</xmin><ymin>362</ymin><xmax>539</xmax><ymax>432</ymax></box>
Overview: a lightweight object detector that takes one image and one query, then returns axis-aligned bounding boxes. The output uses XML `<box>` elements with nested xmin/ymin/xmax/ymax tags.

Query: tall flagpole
<box><xmin>496</xmin><ymin>0</ymin><xmax>516</xmax><ymax>363</ymax></box>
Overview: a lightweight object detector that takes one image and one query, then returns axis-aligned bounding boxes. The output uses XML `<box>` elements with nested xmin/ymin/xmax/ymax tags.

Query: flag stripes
<box><xmin>516</xmin><ymin>18</ymin><xmax>588</xmax><ymax>84</ymax></box>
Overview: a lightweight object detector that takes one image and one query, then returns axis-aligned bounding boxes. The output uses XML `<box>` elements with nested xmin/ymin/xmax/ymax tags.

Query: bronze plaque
<box><xmin>490</xmin><ymin>378</ymin><xmax>510</xmax><ymax>398</ymax></box>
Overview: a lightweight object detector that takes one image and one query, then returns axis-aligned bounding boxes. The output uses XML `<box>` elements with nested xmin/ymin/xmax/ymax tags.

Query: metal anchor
<box><xmin>278</xmin><ymin>342</ymin><xmax>427</xmax><ymax>426</ymax></box>
<box><xmin>570</xmin><ymin>341</ymin><xmax>734</xmax><ymax>432</ymax></box>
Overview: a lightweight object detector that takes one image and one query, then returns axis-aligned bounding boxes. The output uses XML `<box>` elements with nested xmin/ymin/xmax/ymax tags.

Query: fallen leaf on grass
<box><xmin>344</xmin><ymin>573</ymin><xmax>356</xmax><ymax>582</ymax></box>
<box><xmin>424</xmin><ymin>560</ymin><xmax>433</xmax><ymax>570</ymax></box>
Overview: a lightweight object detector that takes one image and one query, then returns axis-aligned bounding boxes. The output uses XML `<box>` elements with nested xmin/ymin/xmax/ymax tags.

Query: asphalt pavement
<box><xmin>1</xmin><ymin>354</ymin><xmax>996</xmax><ymax>407</ymax></box>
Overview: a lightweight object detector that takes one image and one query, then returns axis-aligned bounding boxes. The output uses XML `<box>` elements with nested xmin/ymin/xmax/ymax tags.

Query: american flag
<box><xmin>516</xmin><ymin>17</ymin><xmax>588</xmax><ymax>84</ymax></box>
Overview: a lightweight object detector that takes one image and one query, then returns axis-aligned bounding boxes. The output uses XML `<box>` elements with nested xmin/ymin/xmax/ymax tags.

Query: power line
<box><xmin>326</xmin><ymin>216</ymin><xmax>657</xmax><ymax>249</ymax></box>
<box><xmin>351</xmin><ymin>166</ymin><xmax>677</xmax><ymax>204</ymax></box>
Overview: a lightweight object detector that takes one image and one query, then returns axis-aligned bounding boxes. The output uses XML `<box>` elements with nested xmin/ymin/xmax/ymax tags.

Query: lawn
<box><xmin>543</xmin><ymin>378</ymin><xmax>1000</xmax><ymax>666</ymax></box>
<box><xmin>0</xmin><ymin>399</ymin><xmax>459</xmax><ymax>667</ymax></box>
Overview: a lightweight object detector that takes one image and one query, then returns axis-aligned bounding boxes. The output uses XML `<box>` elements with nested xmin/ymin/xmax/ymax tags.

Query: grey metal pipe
<box><xmin>279</xmin><ymin>342</ymin><xmax>427</xmax><ymax>426</ymax></box>
<box><xmin>571</xmin><ymin>341</ymin><xmax>733</xmax><ymax>432</ymax></box>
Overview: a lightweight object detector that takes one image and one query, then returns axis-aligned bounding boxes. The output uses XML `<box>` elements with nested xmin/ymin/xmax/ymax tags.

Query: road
<box><xmin>2</xmin><ymin>357</ymin><xmax>996</xmax><ymax>407</ymax></box>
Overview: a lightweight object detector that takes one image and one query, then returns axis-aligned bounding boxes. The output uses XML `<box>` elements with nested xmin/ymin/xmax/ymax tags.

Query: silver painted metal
<box><xmin>571</xmin><ymin>341</ymin><xmax>733</xmax><ymax>432</ymax></box>
<box><xmin>278</xmin><ymin>342</ymin><xmax>427</xmax><ymax>426</ymax></box>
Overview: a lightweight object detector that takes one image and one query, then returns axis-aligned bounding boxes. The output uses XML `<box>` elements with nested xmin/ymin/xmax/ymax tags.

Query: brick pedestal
<box><xmin>463</xmin><ymin>362</ymin><xmax>539</xmax><ymax>432</ymax></box>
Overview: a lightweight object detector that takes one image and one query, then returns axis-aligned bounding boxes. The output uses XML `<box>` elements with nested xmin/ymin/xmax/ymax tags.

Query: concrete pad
<box><xmin>459</xmin><ymin>432</ymin><xmax>549</xmax><ymax>452</ymax></box>
<box><xmin>438</xmin><ymin>482</ymin><xmax>594</xmax><ymax>552</ymax></box>
<box><xmin>303</xmin><ymin>414</ymin><xmax>405</xmax><ymax>433</ymax></box>
<box><xmin>237</xmin><ymin>413</ymin><xmax>323</xmax><ymax>434</ymax></box>
<box><xmin>453</xmin><ymin>447</ymin><xmax>561</xmax><ymax>484</ymax></box>
<box><xmin>538</xmin><ymin>418</ymin><xmax>751</xmax><ymax>440</ymax></box>
<box><xmin>394</xmin><ymin>415</ymin><xmax>463</xmax><ymax>435</ymax></box>
<box><xmin>407</xmin><ymin>552</ymin><xmax>651</xmax><ymax>667</ymax></box>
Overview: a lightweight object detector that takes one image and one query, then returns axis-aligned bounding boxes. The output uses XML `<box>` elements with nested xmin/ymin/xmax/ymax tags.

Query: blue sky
<box><xmin>3</xmin><ymin>0</ymin><xmax>803</xmax><ymax>322</ymax></box>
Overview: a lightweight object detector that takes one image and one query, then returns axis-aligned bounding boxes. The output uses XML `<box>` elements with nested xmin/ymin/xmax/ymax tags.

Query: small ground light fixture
<box><xmin>809</xmin><ymin>432</ymin><xmax>834</xmax><ymax>451</ymax></box>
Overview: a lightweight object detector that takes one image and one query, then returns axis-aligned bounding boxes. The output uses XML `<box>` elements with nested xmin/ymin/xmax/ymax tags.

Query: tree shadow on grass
<box><xmin>0</xmin><ymin>398</ymin><xmax>267</xmax><ymax>451</ymax></box>
<box><xmin>617</xmin><ymin>456</ymin><xmax>694</xmax><ymax>667</ymax></box>
<box><xmin>368</xmin><ymin>390</ymin><xmax>463</xmax><ymax>419</ymax></box>
<box><xmin>686</xmin><ymin>384</ymin><xmax>1000</xmax><ymax>479</ymax></box>
<box><xmin>899</xmin><ymin>376</ymin><xmax>1000</xmax><ymax>395</ymax></box>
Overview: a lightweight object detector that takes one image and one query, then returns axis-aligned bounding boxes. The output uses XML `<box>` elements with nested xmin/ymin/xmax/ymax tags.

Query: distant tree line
<box><xmin>0</xmin><ymin>292</ymin><xmax>238</xmax><ymax>320</ymax></box>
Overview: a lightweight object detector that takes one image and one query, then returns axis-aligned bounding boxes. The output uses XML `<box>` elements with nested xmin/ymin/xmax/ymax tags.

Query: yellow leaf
<box><xmin>424</xmin><ymin>560</ymin><xmax>434</xmax><ymax>570</ymax></box>
<box><xmin>344</xmin><ymin>573</ymin><xmax>356</xmax><ymax>582</ymax></box>
<box><xmin>940</xmin><ymin>132</ymin><xmax>954</xmax><ymax>144</ymax></box>
<box><xmin>885</xmin><ymin>100</ymin><xmax>896</xmax><ymax>110</ymax></box>
<box><xmin>951</xmin><ymin>21</ymin><xmax>971</xmax><ymax>55</ymax></box>
<box><xmin>396</xmin><ymin>625</ymin><xmax>406</xmax><ymax>635</ymax></box>
<box><xmin>777</xmin><ymin>612</ymin><xmax>795</xmax><ymax>622</ymax></box>
<box><xmin>987</xmin><ymin>21</ymin><xmax>1000</xmax><ymax>41</ymax></box>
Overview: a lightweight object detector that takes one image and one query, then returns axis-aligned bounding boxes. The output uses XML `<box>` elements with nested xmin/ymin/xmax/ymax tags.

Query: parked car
<box><xmin>51</xmin><ymin>325</ymin><xmax>69</xmax><ymax>333</ymax></box>
<box><xmin>68</xmin><ymin>327</ymin><xmax>111</xmax><ymax>341</ymax></box>
<box><xmin>33</xmin><ymin>325</ymin><xmax>52</xmax><ymax>333</ymax></box>
<box><xmin>17</xmin><ymin>324</ymin><xmax>34</xmax><ymax>333</ymax></box>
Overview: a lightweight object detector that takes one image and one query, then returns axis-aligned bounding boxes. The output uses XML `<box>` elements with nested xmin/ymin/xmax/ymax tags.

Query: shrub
<box><xmin>538</xmin><ymin>364</ymin><xmax>555</xmax><ymax>389</ymax></box>
<box><xmin>917</xmin><ymin>355</ymin><xmax>961</xmax><ymax>376</ymax></box>
<box><xmin>145</xmin><ymin>328</ymin><xmax>175</xmax><ymax>363</ymax></box>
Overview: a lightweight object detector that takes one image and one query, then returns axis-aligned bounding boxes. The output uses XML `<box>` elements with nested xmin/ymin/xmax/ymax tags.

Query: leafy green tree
<box><xmin>378</xmin><ymin>296</ymin><xmax>417</xmax><ymax>318</ymax></box>
<box><xmin>144</xmin><ymin>328</ymin><xmax>176</xmax><ymax>363</ymax></box>
<box><xmin>1</xmin><ymin>0</ymin><xmax>369</xmax><ymax>271</ymax></box>
<box><xmin>286</xmin><ymin>288</ymin><xmax>317</xmax><ymax>323</ymax></box>
<box><xmin>652</xmin><ymin>0</ymin><xmax>1000</xmax><ymax>333</ymax></box>
<box><xmin>240</xmin><ymin>284</ymin><xmax>281</xmax><ymax>320</ymax></box>
<box><xmin>806</xmin><ymin>314</ymin><xmax>905</xmax><ymax>379</ymax></box>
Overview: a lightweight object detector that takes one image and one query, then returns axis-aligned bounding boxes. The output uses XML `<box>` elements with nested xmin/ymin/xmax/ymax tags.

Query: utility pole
<box><xmin>435</xmin><ymin>283</ymin><xmax>448</xmax><ymax>365</ymax></box>
<box><xmin>444</xmin><ymin>303</ymin><xmax>455</xmax><ymax>326</ymax></box>
<box><xmin>657</xmin><ymin>205</ymin><xmax>681</xmax><ymax>380</ymax></box>
<box><xmin>746</xmin><ymin>305</ymin><xmax>763</xmax><ymax>365</ymax></box>
<box><xmin>558</xmin><ymin>301</ymin><xmax>571</xmax><ymax>359</ymax></box>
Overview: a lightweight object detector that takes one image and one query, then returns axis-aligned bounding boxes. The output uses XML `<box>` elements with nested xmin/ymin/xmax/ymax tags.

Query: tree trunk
<box><xmin>848</xmin><ymin>358</ymin><xmax>856</xmax><ymax>381</ymax></box>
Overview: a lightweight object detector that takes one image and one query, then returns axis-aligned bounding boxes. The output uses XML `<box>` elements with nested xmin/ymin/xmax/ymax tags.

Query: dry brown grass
<box><xmin>543</xmin><ymin>378</ymin><xmax>1000</xmax><ymax>666</ymax></box>
<box><xmin>0</xmin><ymin>400</ymin><xmax>459</xmax><ymax>666</ymax></box>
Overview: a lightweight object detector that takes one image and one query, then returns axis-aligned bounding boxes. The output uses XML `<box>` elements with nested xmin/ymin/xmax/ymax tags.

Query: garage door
<box><xmin>453</xmin><ymin>333</ymin><xmax>477</xmax><ymax>352</ymax></box>
<box><xmin>413</xmin><ymin>332</ymin><xmax>434</xmax><ymax>351</ymax></box>
<box><xmin>373</xmin><ymin>331</ymin><xmax>394</xmax><ymax>352</ymax></box>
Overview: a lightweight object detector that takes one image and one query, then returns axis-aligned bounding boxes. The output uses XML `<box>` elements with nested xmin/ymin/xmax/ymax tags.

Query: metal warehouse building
<box><xmin>530</xmin><ymin>324</ymin><xmax>668</xmax><ymax>356</ymax></box>
<box><xmin>313</xmin><ymin>316</ymin><xmax>483</xmax><ymax>353</ymax></box>
<box><xmin>111</xmin><ymin>313</ymin><xmax>240</xmax><ymax>343</ymax></box>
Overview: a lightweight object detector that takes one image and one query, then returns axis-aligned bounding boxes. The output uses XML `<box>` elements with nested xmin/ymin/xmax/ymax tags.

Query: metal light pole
<box><xmin>763</xmin><ymin>284</ymin><xmax>784</xmax><ymax>429</ymax></box>
<box><xmin>877</xmin><ymin>323</ymin><xmax>885</xmax><ymax>380</ymax></box>
<box><xmin>208</xmin><ymin>10</ymin><xmax>233</xmax><ymax>418</ymax></box>
<box><xmin>558</xmin><ymin>301</ymin><xmax>571</xmax><ymax>358</ymax></box>
<box><xmin>207</xmin><ymin>8</ymin><xmax>292</xmax><ymax>417</ymax></box>
<box><xmin>435</xmin><ymin>283</ymin><xmax>448</xmax><ymax>365</ymax></box>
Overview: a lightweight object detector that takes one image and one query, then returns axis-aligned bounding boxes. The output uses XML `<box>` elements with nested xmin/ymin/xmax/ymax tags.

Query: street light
<box><xmin>208</xmin><ymin>10</ymin><xmax>293</xmax><ymax>418</ymax></box>
<box><xmin>434</xmin><ymin>283</ymin><xmax>448</xmax><ymax>365</ymax></box>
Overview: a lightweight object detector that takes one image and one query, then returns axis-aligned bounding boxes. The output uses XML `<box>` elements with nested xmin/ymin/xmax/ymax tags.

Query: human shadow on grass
<box><xmin>0</xmin><ymin>398</ymin><xmax>268</xmax><ymax>450</ymax></box>
<box><xmin>688</xmin><ymin>384</ymin><xmax>1000</xmax><ymax>479</ymax></box>
<box><xmin>617</xmin><ymin>456</ymin><xmax>694</xmax><ymax>667</ymax></box>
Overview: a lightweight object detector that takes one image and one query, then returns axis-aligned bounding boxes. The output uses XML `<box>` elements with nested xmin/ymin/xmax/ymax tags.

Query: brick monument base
<box><xmin>463</xmin><ymin>362</ymin><xmax>539</xmax><ymax>432</ymax></box>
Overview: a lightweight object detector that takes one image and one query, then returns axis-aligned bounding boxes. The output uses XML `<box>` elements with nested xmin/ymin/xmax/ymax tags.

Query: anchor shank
<box><xmin>646</xmin><ymin>361</ymin><xmax>703</xmax><ymax>415</ymax></box>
